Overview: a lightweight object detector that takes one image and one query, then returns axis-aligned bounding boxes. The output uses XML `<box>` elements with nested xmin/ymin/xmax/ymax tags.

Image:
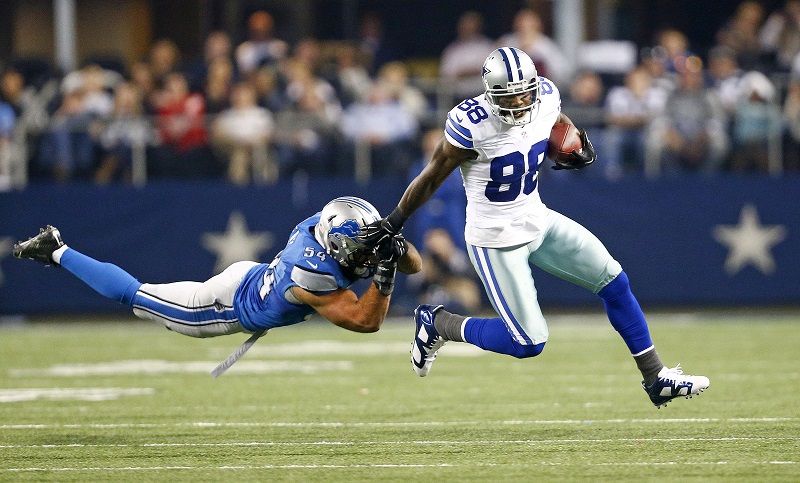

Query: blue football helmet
<box><xmin>481</xmin><ymin>47</ymin><xmax>542</xmax><ymax>125</ymax></box>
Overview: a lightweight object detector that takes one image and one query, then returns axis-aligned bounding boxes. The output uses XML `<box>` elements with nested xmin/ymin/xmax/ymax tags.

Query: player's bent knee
<box><xmin>509</xmin><ymin>341</ymin><xmax>546</xmax><ymax>359</ymax></box>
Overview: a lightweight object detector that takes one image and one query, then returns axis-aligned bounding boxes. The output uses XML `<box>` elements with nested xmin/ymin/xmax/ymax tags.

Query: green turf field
<box><xmin>1</xmin><ymin>312</ymin><xmax>798</xmax><ymax>482</ymax></box>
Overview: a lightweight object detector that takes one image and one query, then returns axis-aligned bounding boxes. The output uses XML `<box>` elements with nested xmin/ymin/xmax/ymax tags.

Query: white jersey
<box><xmin>444</xmin><ymin>77</ymin><xmax>561</xmax><ymax>248</ymax></box>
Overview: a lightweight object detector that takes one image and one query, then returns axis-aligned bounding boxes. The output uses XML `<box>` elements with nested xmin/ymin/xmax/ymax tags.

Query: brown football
<box><xmin>547</xmin><ymin>122</ymin><xmax>583</xmax><ymax>162</ymax></box>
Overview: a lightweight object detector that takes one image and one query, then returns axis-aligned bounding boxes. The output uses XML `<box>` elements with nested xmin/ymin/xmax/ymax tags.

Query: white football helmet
<box><xmin>481</xmin><ymin>47</ymin><xmax>542</xmax><ymax>125</ymax></box>
<box><xmin>314</xmin><ymin>197</ymin><xmax>381</xmax><ymax>276</ymax></box>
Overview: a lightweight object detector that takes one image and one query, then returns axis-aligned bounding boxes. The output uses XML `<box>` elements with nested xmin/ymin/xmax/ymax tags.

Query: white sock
<box><xmin>52</xmin><ymin>245</ymin><xmax>69</xmax><ymax>264</ymax></box>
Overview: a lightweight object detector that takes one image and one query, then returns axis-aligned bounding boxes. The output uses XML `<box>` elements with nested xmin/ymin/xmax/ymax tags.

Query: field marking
<box><xmin>0</xmin><ymin>388</ymin><xmax>154</xmax><ymax>402</ymax></box>
<box><xmin>9</xmin><ymin>360</ymin><xmax>353</xmax><ymax>377</ymax></box>
<box><xmin>1</xmin><ymin>417</ymin><xmax>794</xmax><ymax>430</ymax></box>
<box><xmin>1</xmin><ymin>436</ymin><xmax>799</xmax><ymax>450</ymax></box>
<box><xmin>226</xmin><ymin>340</ymin><xmax>485</xmax><ymax>358</ymax></box>
<box><xmin>2</xmin><ymin>461</ymin><xmax>796</xmax><ymax>473</ymax></box>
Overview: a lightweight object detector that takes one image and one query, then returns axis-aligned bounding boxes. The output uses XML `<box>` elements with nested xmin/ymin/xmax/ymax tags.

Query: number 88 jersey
<box><xmin>443</xmin><ymin>76</ymin><xmax>561</xmax><ymax>248</ymax></box>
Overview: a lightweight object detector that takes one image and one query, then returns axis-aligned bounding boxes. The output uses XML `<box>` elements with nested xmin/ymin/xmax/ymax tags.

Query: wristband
<box><xmin>385</xmin><ymin>208</ymin><xmax>408</xmax><ymax>232</ymax></box>
<box><xmin>372</xmin><ymin>261</ymin><xmax>398</xmax><ymax>296</ymax></box>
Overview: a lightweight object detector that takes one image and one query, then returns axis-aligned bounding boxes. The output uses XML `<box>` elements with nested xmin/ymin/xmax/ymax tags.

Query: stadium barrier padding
<box><xmin>1</xmin><ymin>174</ymin><xmax>798</xmax><ymax>315</ymax></box>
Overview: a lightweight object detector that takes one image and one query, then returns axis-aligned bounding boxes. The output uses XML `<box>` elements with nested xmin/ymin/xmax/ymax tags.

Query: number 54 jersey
<box><xmin>233</xmin><ymin>213</ymin><xmax>359</xmax><ymax>332</ymax></box>
<box><xmin>444</xmin><ymin>77</ymin><xmax>561</xmax><ymax>249</ymax></box>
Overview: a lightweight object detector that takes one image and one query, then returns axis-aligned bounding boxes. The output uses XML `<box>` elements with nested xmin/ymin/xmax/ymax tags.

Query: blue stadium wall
<box><xmin>1</xmin><ymin>175</ymin><xmax>798</xmax><ymax>315</ymax></box>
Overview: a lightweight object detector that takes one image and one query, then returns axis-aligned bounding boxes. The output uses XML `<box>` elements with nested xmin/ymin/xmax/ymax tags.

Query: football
<box><xmin>547</xmin><ymin>122</ymin><xmax>583</xmax><ymax>162</ymax></box>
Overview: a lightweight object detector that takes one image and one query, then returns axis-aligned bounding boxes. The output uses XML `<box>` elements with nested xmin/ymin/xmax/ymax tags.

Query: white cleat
<box><xmin>410</xmin><ymin>304</ymin><xmax>445</xmax><ymax>377</ymax></box>
<box><xmin>642</xmin><ymin>364</ymin><xmax>710</xmax><ymax>408</ymax></box>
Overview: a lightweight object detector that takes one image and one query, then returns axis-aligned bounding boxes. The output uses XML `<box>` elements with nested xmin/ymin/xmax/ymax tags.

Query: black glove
<box><xmin>357</xmin><ymin>208</ymin><xmax>406</xmax><ymax>251</ymax></box>
<box><xmin>552</xmin><ymin>129</ymin><xmax>597</xmax><ymax>170</ymax></box>
<box><xmin>372</xmin><ymin>261</ymin><xmax>397</xmax><ymax>296</ymax></box>
<box><xmin>376</xmin><ymin>233</ymin><xmax>408</xmax><ymax>263</ymax></box>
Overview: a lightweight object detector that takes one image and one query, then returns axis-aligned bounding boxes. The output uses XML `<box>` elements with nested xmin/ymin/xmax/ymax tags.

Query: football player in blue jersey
<box><xmin>359</xmin><ymin>47</ymin><xmax>709</xmax><ymax>408</ymax></box>
<box><xmin>13</xmin><ymin>197</ymin><xmax>421</xmax><ymax>345</ymax></box>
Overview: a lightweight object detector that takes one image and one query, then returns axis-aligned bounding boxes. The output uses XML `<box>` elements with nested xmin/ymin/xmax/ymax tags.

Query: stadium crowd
<box><xmin>1</xmin><ymin>2</ymin><xmax>800</xmax><ymax>189</ymax></box>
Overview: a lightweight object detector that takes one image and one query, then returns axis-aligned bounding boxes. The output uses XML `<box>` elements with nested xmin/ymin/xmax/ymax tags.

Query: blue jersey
<box><xmin>234</xmin><ymin>213</ymin><xmax>360</xmax><ymax>331</ymax></box>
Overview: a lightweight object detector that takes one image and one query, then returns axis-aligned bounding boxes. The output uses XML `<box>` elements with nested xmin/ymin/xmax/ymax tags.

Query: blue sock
<box><xmin>598</xmin><ymin>271</ymin><xmax>653</xmax><ymax>355</ymax></box>
<box><xmin>60</xmin><ymin>248</ymin><xmax>142</xmax><ymax>306</ymax></box>
<box><xmin>463</xmin><ymin>317</ymin><xmax>545</xmax><ymax>359</ymax></box>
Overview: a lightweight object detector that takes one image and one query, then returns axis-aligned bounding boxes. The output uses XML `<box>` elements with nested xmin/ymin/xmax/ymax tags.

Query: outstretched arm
<box><xmin>359</xmin><ymin>137</ymin><xmax>477</xmax><ymax>254</ymax></box>
<box><xmin>290</xmin><ymin>241</ymin><xmax>422</xmax><ymax>333</ymax></box>
<box><xmin>291</xmin><ymin>284</ymin><xmax>389</xmax><ymax>333</ymax></box>
<box><xmin>394</xmin><ymin>137</ymin><xmax>477</xmax><ymax>223</ymax></box>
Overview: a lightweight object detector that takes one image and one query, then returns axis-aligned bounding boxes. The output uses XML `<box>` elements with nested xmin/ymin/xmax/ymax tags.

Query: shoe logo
<box><xmin>306</xmin><ymin>260</ymin><xmax>318</xmax><ymax>269</ymax></box>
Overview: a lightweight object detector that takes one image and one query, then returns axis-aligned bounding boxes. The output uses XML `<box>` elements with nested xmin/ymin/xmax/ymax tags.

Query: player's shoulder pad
<box><xmin>444</xmin><ymin>100</ymin><xmax>478</xmax><ymax>149</ymax></box>
<box><xmin>290</xmin><ymin>264</ymin><xmax>339</xmax><ymax>293</ymax></box>
<box><xmin>538</xmin><ymin>76</ymin><xmax>561</xmax><ymax>111</ymax></box>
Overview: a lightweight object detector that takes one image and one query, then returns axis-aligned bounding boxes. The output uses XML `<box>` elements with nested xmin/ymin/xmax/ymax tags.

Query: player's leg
<box><xmin>13</xmin><ymin>225</ymin><xmax>252</xmax><ymax>339</ymax></box>
<box><xmin>133</xmin><ymin>261</ymin><xmax>258</xmax><ymax>338</ymax></box>
<box><xmin>531</xmin><ymin>209</ymin><xmax>709</xmax><ymax>407</ymax></box>
<box><xmin>411</xmin><ymin>243</ymin><xmax>547</xmax><ymax>376</ymax></box>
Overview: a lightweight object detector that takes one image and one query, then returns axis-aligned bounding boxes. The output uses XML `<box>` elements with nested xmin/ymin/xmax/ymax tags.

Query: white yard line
<box><xmin>0</xmin><ymin>436</ymin><xmax>799</xmax><ymax>450</ymax></box>
<box><xmin>1</xmin><ymin>461</ymin><xmax>795</xmax><ymax>472</ymax></box>
<box><xmin>0</xmin><ymin>417</ymin><xmax>794</xmax><ymax>430</ymax></box>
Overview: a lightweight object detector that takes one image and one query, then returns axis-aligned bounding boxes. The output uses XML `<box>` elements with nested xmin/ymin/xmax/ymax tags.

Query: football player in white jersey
<box><xmin>13</xmin><ymin>197</ymin><xmax>421</xmax><ymax>373</ymax></box>
<box><xmin>360</xmin><ymin>47</ymin><xmax>709</xmax><ymax>408</ymax></box>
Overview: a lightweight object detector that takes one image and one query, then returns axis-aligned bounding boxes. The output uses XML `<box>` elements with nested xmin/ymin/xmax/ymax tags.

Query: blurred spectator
<box><xmin>716</xmin><ymin>1</ymin><xmax>766</xmax><ymax>70</ymax></box>
<box><xmin>655</xmin><ymin>29</ymin><xmax>698</xmax><ymax>74</ymax></box>
<box><xmin>439</xmin><ymin>11</ymin><xmax>496</xmax><ymax>102</ymax></box>
<box><xmin>376</xmin><ymin>61</ymin><xmax>428</xmax><ymax>124</ymax></box>
<box><xmin>358</xmin><ymin>11</ymin><xmax>401</xmax><ymax>76</ymax></box>
<box><xmin>729</xmin><ymin>71</ymin><xmax>780</xmax><ymax>172</ymax></box>
<box><xmin>639</xmin><ymin>46</ymin><xmax>677</xmax><ymax>94</ymax></box>
<box><xmin>96</xmin><ymin>82</ymin><xmax>153</xmax><ymax>184</ymax></box>
<box><xmin>236</xmin><ymin>10</ymin><xmax>288</xmax><ymax>76</ymax></box>
<box><xmin>708</xmin><ymin>46</ymin><xmax>746</xmax><ymax>115</ymax></box>
<box><xmin>496</xmin><ymin>8</ymin><xmax>573</xmax><ymax>85</ymax></box>
<box><xmin>330</xmin><ymin>42</ymin><xmax>372</xmax><ymax>107</ymax></box>
<box><xmin>0</xmin><ymin>99</ymin><xmax>15</xmax><ymax>189</ymax></box>
<box><xmin>272</xmin><ymin>59</ymin><xmax>341</xmax><ymax>177</ymax></box>
<box><xmin>60</xmin><ymin>64</ymin><xmax>118</xmax><ymax>120</ymax></box>
<box><xmin>292</xmin><ymin>38</ymin><xmax>324</xmax><ymax>76</ymax></box>
<box><xmin>604</xmin><ymin>66</ymin><xmax>667</xmax><ymax>178</ymax></box>
<box><xmin>340</xmin><ymin>81</ymin><xmax>419</xmax><ymax>176</ymax></box>
<box><xmin>130</xmin><ymin>61</ymin><xmax>159</xmax><ymax>114</ymax></box>
<box><xmin>186</xmin><ymin>31</ymin><xmax>236</xmax><ymax>93</ymax></box>
<box><xmin>408</xmin><ymin>227</ymin><xmax>483</xmax><ymax>314</ymax></box>
<box><xmin>249</xmin><ymin>64</ymin><xmax>288</xmax><ymax>112</ymax></box>
<box><xmin>759</xmin><ymin>0</ymin><xmax>800</xmax><ymax>70</ymax></box>
<box><xmin>148</xmin><ymin>38</ymin><xmax>182</xmax><ymax>85</ymax></box>
<box><xmin>1</xmin><ymin>66</ymin><xmax>49</xmax><ymax>133</ymax></box>
<box><xmin>648</xmin><ymin>68</ymin><xmax>729</xmax><ymax>173</ymax></box>
<box><xmin>203</xmin><ymin>57</ymin><xmax>235</xmax><ymax>114</ymax></box>
<box><xmin>560</xmin><ymin>70</ymin><xmax>607</xmax><ymax>177</ymax></box>
<box><xmin>151</xmin><ymin>72</ymin><xmax>216</xmax><ymax>178</ymax></box>
<box><xmin>36</xmin><ymin>89</ymin><xmax>98</xmax><ymax>181</ymax></box>
<box><xmin>783</xmin><ymin>66</ymin><xmax>800</xmax><ymax>170</ymax></box>
<box><xmin>212</xmin><ymin>82</ymin><xmax>275</xmax><ymax>185</ymax></box>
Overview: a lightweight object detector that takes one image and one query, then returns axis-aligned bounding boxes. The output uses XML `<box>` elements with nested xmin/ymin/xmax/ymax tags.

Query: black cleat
<box><xmin>13</xmin><ymin>225</ymin><xmax>65</xmax><ymax>266</ymax></box>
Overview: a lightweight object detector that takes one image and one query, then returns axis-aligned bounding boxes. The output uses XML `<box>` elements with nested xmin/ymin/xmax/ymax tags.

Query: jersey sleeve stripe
<box><xmin>291</xmin><ymin>265</ymin><xmax>339</xmax><ymax>293</ymax></box>
<box><xmin>445</xmin><ymin>123</ymin><xmax>474</xmax><ymax>148</ymax></box>
<box><xmin>447</xmin><ymin>113</ymin><xmax>473</xmax><ymax>139</ymax></box>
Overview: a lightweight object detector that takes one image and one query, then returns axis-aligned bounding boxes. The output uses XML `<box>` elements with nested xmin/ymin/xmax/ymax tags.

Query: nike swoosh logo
<box><xmin>455</xmin><ymin>114</ymin><xmax>463</xmax><ymax>122</ymax></box>
<box><xmin>306</xmin><ymin>260</ymin><xmax>318</xmax><ymax>269</ymax></box>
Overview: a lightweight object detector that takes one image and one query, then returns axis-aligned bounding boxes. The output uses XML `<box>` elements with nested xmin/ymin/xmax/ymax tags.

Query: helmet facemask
<box><xmin>314</xmin><ymin>197</ymin><xmax>381</xmax><ymax>279</ymax></box>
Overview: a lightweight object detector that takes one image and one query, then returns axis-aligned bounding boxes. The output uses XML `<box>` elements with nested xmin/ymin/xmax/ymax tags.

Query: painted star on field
<box><xmin>0</xmin><ymin>237</ymin><xmax>12</xmax><ymax>286</ymax></box>
<box><xmin>712</xmin><ymin>204</ymin><xmax>787</xmax><ymax>275</ymax></box>
<box><xmin>202</xmin><ymin>211</ymin><xmax>273</xmax><ymax>274</ymax></box>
